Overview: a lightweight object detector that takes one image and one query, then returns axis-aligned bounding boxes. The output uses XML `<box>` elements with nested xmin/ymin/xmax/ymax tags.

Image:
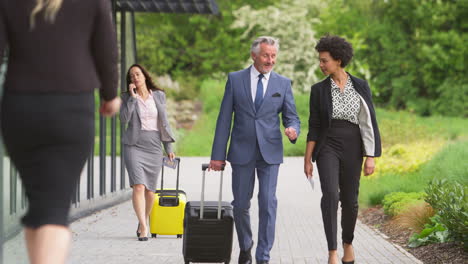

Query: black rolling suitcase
<box><xmin>182</xmin><ymin>164</ymin><xmax>234</xmax><ymax>264</ymax></box>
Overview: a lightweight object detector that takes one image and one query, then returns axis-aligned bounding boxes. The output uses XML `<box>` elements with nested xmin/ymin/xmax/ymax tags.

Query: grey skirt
<box><xmin>124</xmin><ymin>130</ymin><xmax>163</xmax><ymax>191</ymax></box>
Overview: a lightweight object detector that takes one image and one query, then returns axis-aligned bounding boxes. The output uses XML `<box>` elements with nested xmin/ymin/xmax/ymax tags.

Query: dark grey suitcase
<box><xmin>182</xmin><ymin>164</ymin><xmax>233</xmax><ymax>264</ymax></box>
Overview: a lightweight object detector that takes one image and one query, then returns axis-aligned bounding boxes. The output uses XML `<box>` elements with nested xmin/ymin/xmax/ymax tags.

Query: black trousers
<box><xmin>1</xmin><ymin>92</ymin><xmax>94</xmax><ymax>228</ymax></box>
<box><xmin>316</xmin><ymin>119</ymin><xmax>363</xmax><ymax>250</ymax></box>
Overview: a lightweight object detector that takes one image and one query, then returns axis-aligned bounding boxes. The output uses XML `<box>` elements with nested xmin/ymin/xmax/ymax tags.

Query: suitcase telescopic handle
<box><xmin>200</xmin><ymin>163</ymin><xmax>225</xmax><ymax>220</ymax></box>
<box><xmin>160</xmin><ymin>157</ymin><xmax>181</xmax><ymax>196</ymax></box>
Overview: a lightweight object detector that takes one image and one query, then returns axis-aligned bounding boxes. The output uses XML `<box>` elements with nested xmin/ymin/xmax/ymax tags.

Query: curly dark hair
<box><xmin>315</xmin><ymin>35</ymin><xmax>354</xmax><ymax>68</ymax></box>
<box><xmin>126</xmin><ymin>64</ymin><xmax>164</xmax><ymax>93</ymax></box>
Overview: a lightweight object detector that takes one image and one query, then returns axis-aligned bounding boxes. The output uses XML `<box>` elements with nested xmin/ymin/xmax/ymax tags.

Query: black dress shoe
<box><xmin>238</xmin><ymin>242</ymin><xmax>253</xmax><ymax>264</ymax></box>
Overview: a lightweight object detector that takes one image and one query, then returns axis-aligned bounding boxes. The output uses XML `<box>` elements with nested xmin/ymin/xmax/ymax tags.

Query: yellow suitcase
<box><xmin>150</xmin><ymin>157</ymin><xmax>186</xmax><ymax>238</ymax></box>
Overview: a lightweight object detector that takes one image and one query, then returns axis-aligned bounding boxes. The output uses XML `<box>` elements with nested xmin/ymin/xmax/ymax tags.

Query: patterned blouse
<box><xmin>330</xmin><ymin>75</ymin><xmax>360</xmax><ymax>124</ymax></box>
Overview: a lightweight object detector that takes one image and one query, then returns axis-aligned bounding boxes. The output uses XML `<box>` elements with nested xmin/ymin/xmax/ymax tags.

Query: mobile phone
<box><xmin>133</xmin><ymin>88</ymin><xmax>137</xmax><ymax>93</ymax></box>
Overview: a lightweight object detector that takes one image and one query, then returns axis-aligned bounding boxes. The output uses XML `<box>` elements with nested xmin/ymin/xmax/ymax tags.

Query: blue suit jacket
<box><xmin>211</xmin><ymin>67</ymin><xmax>301</xmax><ymax>165</ymax></box>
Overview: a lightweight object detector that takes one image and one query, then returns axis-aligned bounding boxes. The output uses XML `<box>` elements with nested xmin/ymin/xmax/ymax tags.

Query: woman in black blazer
<box><xmin>304</xmin><ymin>35</ymin><xmax>381</xmax><ymax>264</ymax></box>
<box><xmin>0</xmin><ymin>0</ymin><xmax>120</xmax><ymax>263</ymax></box>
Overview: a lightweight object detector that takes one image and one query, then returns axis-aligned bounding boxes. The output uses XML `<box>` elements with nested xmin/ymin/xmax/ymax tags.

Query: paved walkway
<box><xmin>4</xmin><ymin>157</ymin><xmax>421</xmax><ymax>264</ymax></box>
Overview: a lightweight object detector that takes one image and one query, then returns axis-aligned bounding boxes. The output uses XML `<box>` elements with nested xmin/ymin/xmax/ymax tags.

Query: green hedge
<box><xmin>382</xmin><ymin>192</ymin><xmax>426</xmax><ymax>216</ymax></box>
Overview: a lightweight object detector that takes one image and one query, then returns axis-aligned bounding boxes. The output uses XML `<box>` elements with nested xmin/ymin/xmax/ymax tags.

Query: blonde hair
<box><xmin>30</xmin><ymin>0</ymin><xmax>63</xmax><ymax>29</ymax></box>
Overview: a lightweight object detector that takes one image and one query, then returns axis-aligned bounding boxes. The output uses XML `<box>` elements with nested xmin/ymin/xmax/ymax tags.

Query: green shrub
<box><xmin>360</xmin><ymin>141</ymin><xmax>468</xmax><ymax>208</ymax></box>
<box><xmin>408</xmin><ymin>215</ymin><xmax>450</xmax><ymax>248</ymax></box>
<box><xmin>431</xmin><ymin>79</ymin><xmax>468</xmax><ymax>117</ymax></box>
<box><xmin>425</xmin><ymin>179</ymin><xmax>468</xmax><ymax>247</ymax></box>
<box><xmin>368</xmin><ymin>191</ymin><xmax>389</xmax><ymax>207</ymax></box>
<box><xmin>382</xmin><ymin>192</ymin><xmax>426</xmax><ymax>216</ymax></box>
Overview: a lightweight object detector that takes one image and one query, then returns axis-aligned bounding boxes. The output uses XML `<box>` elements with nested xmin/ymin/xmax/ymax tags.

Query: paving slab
<box><xmin>3</xmin><ymin>157</ymin><xmax>422</xmax><ymax>264</ymax></box>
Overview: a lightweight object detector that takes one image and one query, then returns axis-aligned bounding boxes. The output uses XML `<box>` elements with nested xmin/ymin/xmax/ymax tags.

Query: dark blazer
<box><xmin>307</xmin><ymin>73</ymin><xmax>381</xmax><ymax>162</ymax></box>
<box><xmin>120</xmin><ymin>90</ymin><xmax>175</xmax><ymax>153</ymax></box>
<box><xmin>0</xmin><ymin>0</ymin><xmax>118</xmax><ymax>100</ymax></box>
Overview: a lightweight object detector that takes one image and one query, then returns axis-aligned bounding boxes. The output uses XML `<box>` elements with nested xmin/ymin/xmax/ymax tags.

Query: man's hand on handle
<box><xmin>285</xmin><ymin>127</ymin><xmax>297</xmax><ymax>141</ymax></box>
<box><xmin>209</xmin><ymin>160</ymin><xmax>226</xmax><ymax>171</ymax></box>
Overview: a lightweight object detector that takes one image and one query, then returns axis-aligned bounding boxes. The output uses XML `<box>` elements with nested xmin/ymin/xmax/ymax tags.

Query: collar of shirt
<box><xmin>136</xmin><ymin>89</ymin><xmax>153</xmax><ymax>102</ymax></box>
<box><xmin>330</xmin><ymin>74</ymin><xmax>352</xmax><ymax>92</ymax></box>
<box><xmin>250</xmin><ymin>65</ymin><xmax>271</xmax><ymax>82</ymax></box>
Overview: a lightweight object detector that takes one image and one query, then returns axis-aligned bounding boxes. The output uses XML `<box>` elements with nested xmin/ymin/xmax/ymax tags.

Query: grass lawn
<box><xmin>96</xmin><ymin>78</ymin><xmax>467</xmax><ymax>209</ymax></box>
<box><xmin>174</xmin><ymin>78</ymin><xmax>468</xmax><ymax>208</ymax></box>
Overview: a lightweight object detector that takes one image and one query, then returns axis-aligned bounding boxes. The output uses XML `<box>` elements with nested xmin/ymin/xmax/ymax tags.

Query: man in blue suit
<box><xmin>209</xmin><ymin>36</ymin><xmax>301</xmax><ymax>264</ymax></box>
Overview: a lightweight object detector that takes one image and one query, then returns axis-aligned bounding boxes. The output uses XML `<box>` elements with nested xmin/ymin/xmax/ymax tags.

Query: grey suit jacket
<box><xmin>211</xmin><ymin>66</ymin><xmax>301</xmax><ymax>165</ymax></box>
<box><xmin>120</xmin><ymin>90</ymin><xmax>175</xmax><ymax>154</ymax></box>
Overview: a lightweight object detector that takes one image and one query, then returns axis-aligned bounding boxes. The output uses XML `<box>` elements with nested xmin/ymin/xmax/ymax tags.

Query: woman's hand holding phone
<box><xmin>129</xmin><ymin>83</ymin><xmax>137</xmax><ymax>97</ymax></box>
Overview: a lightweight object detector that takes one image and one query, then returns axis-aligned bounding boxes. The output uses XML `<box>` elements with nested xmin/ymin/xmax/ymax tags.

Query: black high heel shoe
<box><xmin>137</xmin><ymin>224</ymin><xmax>148</xmax><ymax>241</ymax></box>
<box><xmin>136</xmin><ymin>223</ymin><xmax>140</xmax><ymax>238</ymax></box>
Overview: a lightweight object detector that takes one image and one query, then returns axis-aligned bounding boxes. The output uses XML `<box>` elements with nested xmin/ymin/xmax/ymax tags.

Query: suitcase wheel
<box><xmin>151</xmin><ymin>234</ymin><xmax>157</xmax><ymax>238</ymax></box>
<box><xmin>177</xmin><ymin>234</ymin><xmax>182</xmax><ymax>238</ymax></box>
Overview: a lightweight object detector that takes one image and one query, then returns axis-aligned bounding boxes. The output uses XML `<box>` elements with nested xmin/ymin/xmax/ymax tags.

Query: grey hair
<box><xmin>250</xmin><ymin>36</ymin><xmax>280</xmax><ymax>54</ymax></box>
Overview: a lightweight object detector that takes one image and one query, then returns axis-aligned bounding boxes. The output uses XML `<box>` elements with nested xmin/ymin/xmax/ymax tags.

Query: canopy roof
<box><xmin>116</xmin><ymin>0</ymin><xmax>219</xmax><ymax>14</ymax></box>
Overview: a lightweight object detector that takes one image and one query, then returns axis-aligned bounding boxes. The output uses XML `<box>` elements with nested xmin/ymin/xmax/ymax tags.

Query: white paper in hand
<box><xmin>307</xmin><ymin>176</ymin><xmax>315</xmax><ymax>190</ymax></box>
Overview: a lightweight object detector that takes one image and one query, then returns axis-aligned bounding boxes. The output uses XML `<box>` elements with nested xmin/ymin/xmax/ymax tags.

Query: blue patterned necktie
<box><xmin>255</xmin><ymin>73</ymin><xmax>264</xmax><ymax>111</ymax></box>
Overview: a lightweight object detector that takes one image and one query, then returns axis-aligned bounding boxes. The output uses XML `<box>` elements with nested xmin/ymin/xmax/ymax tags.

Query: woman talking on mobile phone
<box><xmin>120</xmin><ymin>64</ymin><xmax>176</xmax><ymax>241</ymax></box>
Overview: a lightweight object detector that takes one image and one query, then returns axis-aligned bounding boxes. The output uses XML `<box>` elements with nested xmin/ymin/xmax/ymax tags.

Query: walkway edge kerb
<box><xmin>361</xmin><ymin>220</ymin><xmax>423</xmax><ymax>264</ymax></box>
<box><xmin>69</xmin><ymin>189</ymin><xmax>132</xmax><ymax>223</ymax></box>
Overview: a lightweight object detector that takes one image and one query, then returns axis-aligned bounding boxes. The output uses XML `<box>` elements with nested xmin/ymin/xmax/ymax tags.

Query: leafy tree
<box><xmin>134</xmin><ymin>0</ymin><xmax>468</xmax><ymax>117</ymax></box>
<box><xmin>315</xmin><ymin>0</ymin><xmax>373</xmax><ymax>83</ymax></box>
<box><xmin>318</xmin><ymin>0</ymin><xmax>468</xmax><ymax>116</ymax></box>
<box><xmin>134</xmin><ymin>0</ymin><xmax>278</xmax><ymax>81</ymax></box>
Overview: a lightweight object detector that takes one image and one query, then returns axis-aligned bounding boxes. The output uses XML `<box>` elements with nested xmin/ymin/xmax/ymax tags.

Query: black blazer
<box><xmin>307</xmin><ymin>73</ymin><xmax>381</xmax><ymax>162</ymax></box>
<box><xmin>0</xmin><ymin>0</ymin><xmax>118</xmax><ymax>100</ymax></box>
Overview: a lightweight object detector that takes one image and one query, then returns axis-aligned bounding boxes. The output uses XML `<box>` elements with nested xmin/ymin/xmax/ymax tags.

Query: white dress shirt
<box><xmin>250</xmin><ymin>65</ymin><xmax>271</xmax><ymax>102</ymax></box>
<box><xmin>136</xmin><ymin>90</ymin><xmax>159</xmax><ymax>131</ymax></box>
